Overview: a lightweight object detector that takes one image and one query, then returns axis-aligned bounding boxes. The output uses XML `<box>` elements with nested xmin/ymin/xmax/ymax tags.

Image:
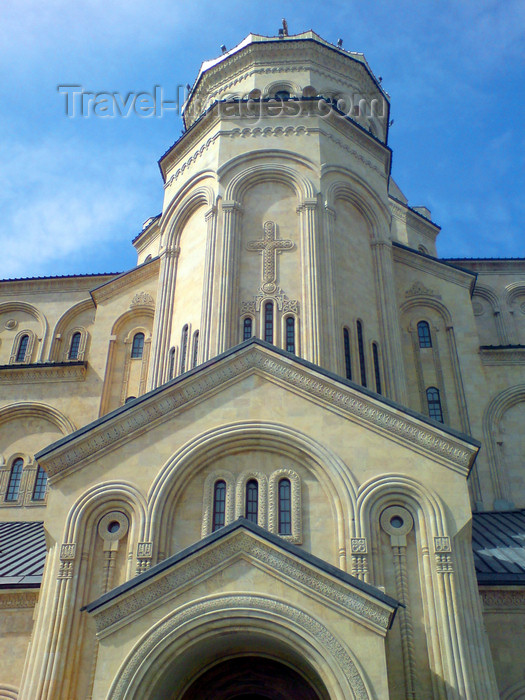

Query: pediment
<box><xmin>85</xmin><ymin>519</ymin><xmax>398</xmax><ymax>639</ymax></box>
<box><xmin>37</xmin><ymin>339</ymin><xmax>479</xmax><ymax>482</ymax></box>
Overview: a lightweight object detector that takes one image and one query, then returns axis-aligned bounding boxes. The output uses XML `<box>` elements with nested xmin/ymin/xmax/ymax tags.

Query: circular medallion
<box><xmin>4</xmin><ymin>319</ymin><xmax>18</xmax><ymax>330</ymax></box>
<box><xmin>98</xmin><ymin>511</ymin><xmax>129</xmax><ymax>542</ymax></box>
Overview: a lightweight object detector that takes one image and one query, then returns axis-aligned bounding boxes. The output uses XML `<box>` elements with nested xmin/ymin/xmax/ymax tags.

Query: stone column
<box><xmin>321</xmin><ymin>203</ymin><xmax>338</xmax><ymax>370</ymax></box>
<box><xmin>298</xmin><ymin>198</ymin><xmax>321</xmax><ymax>365</ymax></box>
<box><xmin>147</xmin><ymin>245</ymin><xmax>180</xmax><ymax>390</ymax></box>
<box><xmin>198</xmin><ymin>205</ymin><xmax>218</xmax><ymax>364</ymax></box>
<box><xmin>371</xmin><ymin>239</ymin><xmax>408</xmax><ymax>404</ymax></box>
<box><xmin>215</xmin><ymin>200</ymin><xmax>242</xmax><ymax>356</ymax></box>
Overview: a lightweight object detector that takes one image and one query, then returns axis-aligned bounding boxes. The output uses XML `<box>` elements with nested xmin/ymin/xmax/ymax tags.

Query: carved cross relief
<box><xmin>246</xmin><ymin>220</ymin><xmax>294</xmax><ymax>295</ymax></box>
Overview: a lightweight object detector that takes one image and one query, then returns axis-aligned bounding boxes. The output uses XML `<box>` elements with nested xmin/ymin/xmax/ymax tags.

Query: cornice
<box><xmin>0</xmin><ymin>590</ymin><xmax>39</xmax><ymax>609</ymax></box>
<box><xmin>389</xmin><ymin>196</ymin><xmax>440</xmax><ymax>239</ymax></box>
<box><xmin>186</xmin><ymin>40</ymin><xmax>384</xmax><ymax>128</ymax></box>
<box><xmin>0</xmin><ymin>275</ymin><xmax>116</xmax><ymax>297</ymax></box>
<box><xmin>442</xmin><ymin>259</ymin><xmax>525</xmax><ymax>275</ymax></box>
<box><xmin>480</xmin><ymin>346</ymin><xmax>525</xmax><ymax>366</ymax></box>
<box><xmin>88</xmin><ymin>528</ymin><xmax>394</xmax><ymax>638</ymax></box>
<box><xmin>90</xmin><ymin>259</ymin><xmax>160</xmax><ymax>305</ymax></box>
<box><xmin>480</xmin><ymin>587</ymin><xmax>525</xmax><ymax>611</ymax></box>
<box><xmin>38</xmin><ymin>343</ymin><xmax>477</xmax><ymax>482</ymax></box>
<box><xmin>393</xmin><ymin>243</ymin><xmax>476</xmax><ymax>292</ymax></box>
<box><xmin>0</xmin><ymin>361</ymin><xmax>86</xmax><ymax>384</ymax></box>
<box><xmin>162</xmin><ymin>101</ymin><xmax>389</xmax><ymax>186</ymax></box>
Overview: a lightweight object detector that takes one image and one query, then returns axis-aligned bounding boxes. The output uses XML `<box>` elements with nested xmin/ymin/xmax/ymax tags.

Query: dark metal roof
<box><xmin>0</xmin><ymin>272</ymin><xmax>120</xmax><ymax>283</ymax></box>
<box><xmin>0</xmin><ymin>521</ymin><xmax>46</xmax><ymax>588</ymax></box>
<box><xmin>473</xmin><ymin>510</ymin><xmax>525</xmax><ymax>585</ymax></box>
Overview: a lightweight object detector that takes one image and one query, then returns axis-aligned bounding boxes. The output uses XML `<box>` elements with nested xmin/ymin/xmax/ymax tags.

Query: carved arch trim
<box><xmin>482</xmin><ymin>384</ymin><xmax>525</xmax><ymax>504</ymax></box>
<box><xmin>107</xmin><ymin>594</ymin><xmax>371</xmax><ymax>700</ymax></box>
<box><xmin>148</xmin><ymin>421</ymin><xmax>358</xmax><ymax>568</ymax></box>
<box><xmin>0</xmin><ymin>402</ymin><xmax>76</xmax><ymax>435</ymax></box>
<box><xmin>221</xmin><ymin>151</ymin><xmax>316</xmax><ymax>201</ymax></box>
<box><xmin>49</xmin><ymin>299</ymin><xmax>95</xmax><ymax>361</ymax></box>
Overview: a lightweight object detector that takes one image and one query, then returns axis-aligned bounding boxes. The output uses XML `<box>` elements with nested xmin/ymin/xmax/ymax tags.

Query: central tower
<box><xmin>135</xmin><ymin>31</ymin><xmax>435</xmax><ymax>403</ymax></box>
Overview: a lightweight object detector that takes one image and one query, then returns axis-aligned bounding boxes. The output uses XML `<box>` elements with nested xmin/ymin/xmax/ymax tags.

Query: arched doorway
<box><xmin>180</xmin><ymin>656</ymin><xmax>322</xmax><ymax>700</ymax></box>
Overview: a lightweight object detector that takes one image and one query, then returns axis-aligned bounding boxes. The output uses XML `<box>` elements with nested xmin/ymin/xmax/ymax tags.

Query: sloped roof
<box><xmin>472</xmin><ymin>510</ymin><xmax>525</xmax><ymax>585</ymax></box>
<box><xmin>0</xmin><ymin>521</ymin><xmax>46</xmax><ymax>588</ymax></box>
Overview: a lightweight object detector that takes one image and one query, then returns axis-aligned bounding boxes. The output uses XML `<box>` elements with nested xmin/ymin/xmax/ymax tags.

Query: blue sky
<box><xmin>0</xmin><ymin>0</ymin><xmax>523</xmax><ymax>278</ymax></box>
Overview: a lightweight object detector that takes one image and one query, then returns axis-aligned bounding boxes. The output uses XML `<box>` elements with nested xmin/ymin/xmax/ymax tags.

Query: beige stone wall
<box><xmin>0</xmin><ymin>593</ymin><xmax>37</xmax><ymax>693</ymax></box>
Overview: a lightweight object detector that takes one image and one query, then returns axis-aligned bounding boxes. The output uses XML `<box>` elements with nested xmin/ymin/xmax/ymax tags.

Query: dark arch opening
<box><xmin>181</xmin><ymin>656</ymin><xmax>323</xmax><ymax>700</ymax></box>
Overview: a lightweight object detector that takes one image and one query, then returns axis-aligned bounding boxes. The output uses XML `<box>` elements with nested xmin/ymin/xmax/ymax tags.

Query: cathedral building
<box><xmin>1</xmin><ymin>29</ymin><xmax>524</xmax><ymax>699</ymax></box>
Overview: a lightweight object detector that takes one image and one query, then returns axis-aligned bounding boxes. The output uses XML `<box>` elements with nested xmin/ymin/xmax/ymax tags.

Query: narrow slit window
<box><xmin>357</xmin><ymin>321</ymin><xmax>367</xmax><ymax>386</ymax></box>
<box><xmin>373</xmin><ymin>342</ymin><xmax>382</xmax><ymax>394</ymax></box>
<box><xmin>131</xmin><ymin>332</ymin><xmax>145</xmax><ymax>359</ymax></box>
<box><xmin>5</xmin><ymin>458</ymin><xmax>23</xmax><ymax>501</ymax></box>
<box><xmin>286</xmin><ymin>317</ymin><xmax>295</xmax><ymax>353</ymax></box>
<box><xmin>180</xmin><ymin>325</ymin><xmax>188</xmax><ymax>373</ymax></box>
<box><xmin>212</xmin><ymin>480</ymin><xmax>226</xmax><ymax>531</ymax></box>
<box><xmin>168</xmin><ymin>347</ymin><xmax>176</xmax><ymax>379</ymax></box>
<box><xmin>245</xmin><ymin>479</ymin><xmax>258</xmax><ymax>524</ymax></box>
<box><xmin>426</xmin><ymin>386</ymin><xmax>444</xmax><ymax>423</ymax></box>
<box><xmin>264</xmin><ymin>303</ymin><xmax>273</xmax><ymax>344</ymax></box>
<box><xmin>278</xmin><ymin>478</ymin><xmax>292</xmax><ymax>535</ymax></box>
<box><xmin>417</xmin><ymin>321</ymin><xmax>432</xmax><ymax>348</ymax></box>
<box><xmin>32</xmin><ymin>465</ymin><xmax>48</xmax><ymax>501</ymax></box>
<box><xmin>192</xmin><ymin>331</ymin><xmax>199</xmax><ymax>368</ymax></box>
<box><xmin>68</xmin><ymin>332</ymin><xmax>81</xmax><ymax>360</ymax></box>
<box><xmin>16</xmin><ymin>335</ymin><xmax>29</xmax><ymax>362</ymax></box>
<box><xmin>343</xmin><ymin>328</ymin><xmax>352</xmax><ymax>380</ymax></box>
<box><xmin>243</xmin><ymin>317</ymin><xmax>253</xmax><ymax>341</ymax></box>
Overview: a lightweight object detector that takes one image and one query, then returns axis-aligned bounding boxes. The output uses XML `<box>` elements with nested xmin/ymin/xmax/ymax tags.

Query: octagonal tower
<box><xmin>138</xmin><ymin>31</ymin><xmax>436</xmax><ymax>404</ymax></box>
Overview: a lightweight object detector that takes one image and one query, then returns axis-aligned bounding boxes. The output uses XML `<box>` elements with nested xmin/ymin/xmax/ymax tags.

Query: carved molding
<box><xmin>480</xmin><ymin>347</ymin><xmax>525</xmax><ymax>366</ymax></box>
<box><xmin>106</xmin><ymin>594</ymin><xmax>371</xmax><ymax>700</ymax></box>
<box><xmin>91</xmin><ymin>531</ymin><xmax>393</xmax><ymax>638</ymax></box>
<box><xmin>405</xmin><ymin>281</ymin><xmax>441</xmax><ymax>299</ymax></box>
<box><xmin>91</xmin><ymin>259</ymin><xmax>159</xmax><ymax>305</ymax></box>
<box><xmin>130</xmin><ymin>292</ymin><xmax>154</xmax><ymax>309</ymax></box>
<box><xmin>0</xmin><ymin>591</ymin><xmax>38</xmax><ymax>609</ymax></box>
<box><xmin>434</xmin><ymin>536</ymin><xmax>451</xmax><ymax>553</ymax></box>
<box><xmin>481</xmin><ymin>589</ymin><xmax>525</xmax><ymax>611</ymax></box>
<box><xmin>0</xmin><ymin>361</ymin><xmax>86</xmax><ymax>385</ymax></box>
<box><xmin>39</xmin><ymin>345</ymin><xmax>475</xmax><ymax>481</ymax></box>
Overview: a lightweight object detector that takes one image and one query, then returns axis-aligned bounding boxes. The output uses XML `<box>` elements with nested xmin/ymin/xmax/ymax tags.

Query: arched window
<box><xmin>32</xmin><ymin>465</ymin><xmax>48</xmax><ymax>501</ymax></box>
<box><xmin>15</xmin><ymin>335</ymin><xmax>29</xmax><ymax>363</ymax></box>
<box><xmin>243</xmin><ymin>317</ymin><xmax>253</xmax><ymax>341</ymax></box>
<box><xmin>356</xmin><ymin>320</ymin><xmax>367</xmax><ymax>386</ymax></box>
<box><xmin>285</xmin><ymin>317</ymin><xmax>295</xmax><ymax>353</ymax></box>
<box><xmin>192</xmin><ymin>331</ymin><xmax>199</xmax><ymax>369</ymax></box>
<box><xmin>417</xmin><ymin>321</ymin><xmax>432</xmax><ymax>348</ymax></box>
<box><xmin>131</xmin><ymin>332</ymin><xmax>145</xmax><ymax>359</ymax></box>
<box><xmin>68</xmin><ymin>332</ymin><xmax>81</xmax><ymax>360</ymax></box>
<box><xmin>245</xmin><ymin>479</ymin><xmax>258</xmax><ymax>524</ymax></box>
<box><xmin>274</xmin><ymin>90</ymin><xmax>290</xmax><ymax>100</ymax></box>
<box><xmin>180</xmin><ymin>325</ymin><xmax>189</xmax><ymax>373</ymax></box>
<box><xmin>212</xmin><ymin>480</ymin><xmax>226</xmax><ymax>531</ymax></box>
<box><xmin>278</xmin><ymin>478</ymin><xmax>292</xmax><ymax>535</ymax></box>
<box><xmin>5</xmin><ymin>458</ymin><xmax>23</xmax><ymax>501</ymax></box>
<box><xmin>264</xmin><ymin>303</ymin><xmax>273</xmax><ymax>344</ymax></box>
<box><xmin>343</xmin><ymin>328</ymin><xmax>352</xmax><ymax>380</ymax></box>
<box><xmin>168</xmin><ymin>347</ymin><xmax>176</xmax><ymax>379</ymax></box>
<box><xmin>372</xmin><ymin>342</ymin><xmax>382</xmax><ymax>394</ymax></box>
<box><xmin>426</xmin><ymin>387</ymin><xmax>444</xmax><ymax>423</ymax></box>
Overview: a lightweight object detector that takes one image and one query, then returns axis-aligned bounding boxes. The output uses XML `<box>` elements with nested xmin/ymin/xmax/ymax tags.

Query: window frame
<box><xmin>32</xmin><ymin>465</ymin><xmax>48</xmax><ymax>501</ymax></box>
<box><xmin>417</xmin><ymin>321</ymin><xmax>432</xmax><ymax>349</ymax></box>
<box><xmin>131</xmin><ymin>332</ymin><xmax>145</xmax><ymax>359</ymax></box>
<box><xmin>5</xmin><ymin>458</ymin><xmax>24</xmax><ymax>502</ymax></box>
<box><xmin>426</xmin><ymin>386</ymin><xmax>444</xmax><ymax>423</ymax></box>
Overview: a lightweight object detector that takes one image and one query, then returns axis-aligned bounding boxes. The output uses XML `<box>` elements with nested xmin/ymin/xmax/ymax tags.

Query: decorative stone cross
<box><xmin>247</xmin><ymin>220</ymin><xmax>293</xmax><ymax>294</ymax></box>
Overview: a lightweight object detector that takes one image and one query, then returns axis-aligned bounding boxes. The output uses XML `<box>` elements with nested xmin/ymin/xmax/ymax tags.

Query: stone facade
<box><xmin>0</xmin><ymin>29</ymin><xmax>523</xmax><ymax>699</ymax></box>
